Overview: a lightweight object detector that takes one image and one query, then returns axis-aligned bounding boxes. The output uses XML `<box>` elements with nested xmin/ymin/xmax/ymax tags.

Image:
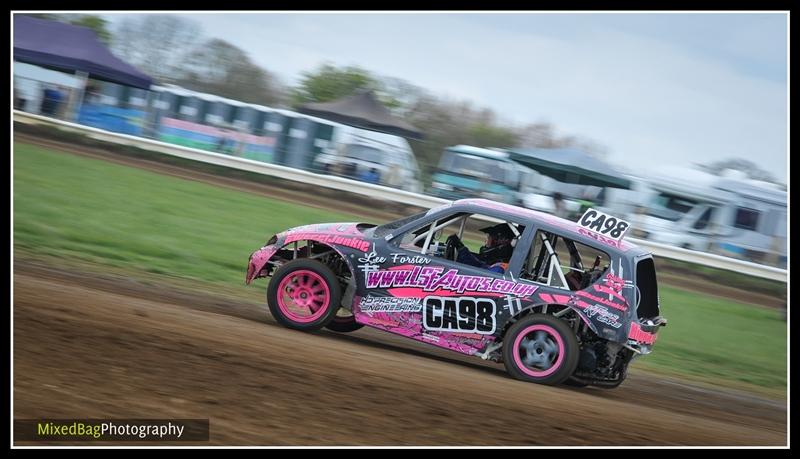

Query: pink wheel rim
<box><xmin>276</xmin><ymin>270</ymin><xmax>330</xmax><ymax>323</ymax></box>
<box><xmin>513</xmin><ymin>324</ymin><xmax>565</xmax><ymax>378</ymax></box>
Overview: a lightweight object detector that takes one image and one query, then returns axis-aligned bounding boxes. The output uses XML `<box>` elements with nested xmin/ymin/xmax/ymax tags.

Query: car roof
<box><xmin>434</xmin><ymin>198</ymin><xmax>644</xmax><ymax>256</ymax></box>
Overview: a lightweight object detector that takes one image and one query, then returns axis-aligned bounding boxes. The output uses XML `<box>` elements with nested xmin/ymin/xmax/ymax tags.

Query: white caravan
<box><xmin>629</xmin><ymin>168</ymin><xmax>787</xmax><ymax>266</ymax></box>
<box><xmin>312</xmin><ymin>125</ymin><xmax>423</xmax><ymax>193</ymax></box>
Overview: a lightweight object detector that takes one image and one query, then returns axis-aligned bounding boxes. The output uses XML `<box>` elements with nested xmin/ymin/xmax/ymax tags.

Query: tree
<box><xmin>466</xmin><ymin>123</ymin><xmax>519</xmax><ymax>149</ymax></box>
<box><xmin>20</xmin><ymin>14</ymin><xmax>112</xmax><ymax>44</ymax></box>
<box><xmin>175</xmin><ymin>38</ymin><xmax>285</xmax><ymax>107</ymax></box>
<box><xmin>377</xmin><ymin>76</ymin><xmax>427</xmax><ymax>118</ymax></box>
<box><xmin>401</xmin><ymin>95</ymin><xmax>518</xmax><ymax>178</ymax></box>
<box><xmin>697</xmin><ymin>158</ymin><xmax>779</xmax><ymax>183</ymax></box>
<box><xmin>290</xmin><ymin>63</ymin><xmax>379</xmax><ymax>108</ymax></box>
<box><xmin>402</xmin><ymin>95</ymin><xmax>469</xmax><ymax>176</ymax></box>
<box><xmin>516</xmin><ymin>122</ymin><xmax>560</xmax><ymax>148</ymax></box>
<box><xmin>19</xmin><ymin>13</ymin><xmax>60</xmax><ymax>20</ymax></box>
<box><xmin>68</xmin><ymin>15</ymin><xmax>112</xmax><ymax>44</ymax></box>
<box><xmin>111</xmin><ymin>15</ymin><xmax>203</xmax><ymax>82</ymax></box>
<box><xmin>515</xmin><ymin>122</ymin><xmax>608</xmax><ymax>159</ymax></box>
<box><xmin>288</xmin><ymin>64</ymin><xmax>608</xmax><ymax>181</ymax></box>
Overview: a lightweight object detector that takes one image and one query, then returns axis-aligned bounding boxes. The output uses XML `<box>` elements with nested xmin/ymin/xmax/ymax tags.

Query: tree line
<box><xmin>27</xmin><ymin>14</ymin><xmax>600</xmax><ymax>176</ymax></box>
<box><xmin>22</xmin><ymin>14</ymin><xmax>780</xmax><ymax>184</ymax></box>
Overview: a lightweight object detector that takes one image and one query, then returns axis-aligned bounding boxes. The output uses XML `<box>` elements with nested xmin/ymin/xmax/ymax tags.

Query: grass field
<box><xmin>13</xmin><ymin>142</ymin><xmax>787</xmax><ymax>395</ymax></box>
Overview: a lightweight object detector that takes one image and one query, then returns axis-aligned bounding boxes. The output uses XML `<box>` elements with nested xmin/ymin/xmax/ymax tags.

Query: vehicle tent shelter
<box><xmin>299</xmin><ymin>89</ymin><xmax>423</xmax><ymax>140</ymax></box>
<box><xmin>507</xmin><ymin>148</ymin><xmax>632</xmax><ymax>189</ymax></box>
<box><xmin>14</xmin><ymin>15</ymin><xmax>153</xmax><ymax>89</ymax></box>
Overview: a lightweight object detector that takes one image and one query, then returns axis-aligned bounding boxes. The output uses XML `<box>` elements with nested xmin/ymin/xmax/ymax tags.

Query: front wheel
<box><xmin>267</xmin><ymin>259</ymin><xmax>341</xmax><ymax>331</ymax></box>
<box><xmin>503</xmin><ymin>314</ymin><xmax>580</xmax><ymax>385</ymax></box>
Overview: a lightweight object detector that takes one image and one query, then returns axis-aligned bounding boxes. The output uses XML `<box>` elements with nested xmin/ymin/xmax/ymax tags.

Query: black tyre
<box><xmin>325</xmin><ymin>310</ymin><xmax>364</xmax><ymax>333</ymax></box>
<box><xmin>267</xmin><ymin>259</ymin><xmax>341</xmax><ymax>331</ymax></box>
<box><xmin>503</xmin><ymin>314</ymin><xmax>580</xmax><ymax>385</ymax></box>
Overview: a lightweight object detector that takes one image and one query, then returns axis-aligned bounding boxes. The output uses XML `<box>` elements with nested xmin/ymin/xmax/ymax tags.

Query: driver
<box><xmin>446</xmin><ymin>223</ymin><xmax>518</xmax><ymax>274</ymax></box>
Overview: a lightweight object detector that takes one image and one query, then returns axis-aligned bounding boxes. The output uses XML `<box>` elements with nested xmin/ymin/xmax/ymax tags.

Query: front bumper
<box><xmin>245</xmin><ymin>244</ymin><xmax>279</xmax><ymax>284</ymax></box>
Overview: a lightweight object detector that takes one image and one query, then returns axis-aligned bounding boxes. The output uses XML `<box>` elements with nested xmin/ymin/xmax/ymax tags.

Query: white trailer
<box><xmin>623</xmin><ymin>167</ymin><xmax>786</xmax><ymax>266</ymax></box>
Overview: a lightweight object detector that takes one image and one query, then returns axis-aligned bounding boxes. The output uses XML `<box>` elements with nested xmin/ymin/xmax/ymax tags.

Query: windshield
<box><xmin>439</xmin><ymin>151</ymin><xmax>511</xmax><ymax>184</ymax></box>
<box><xmin>373</xmin><ymin>211</ymin><xmax>428</xmax><ymax>238</ymax></box>
<box><xmin>646</xmin><ymin>193</ymin><xmax>699</xmax><ymax>222</ymax></box>
<box><xmin>343</xmin><ymin>144</ymin><xmax>383</xmax><ymax>164</ymax></box>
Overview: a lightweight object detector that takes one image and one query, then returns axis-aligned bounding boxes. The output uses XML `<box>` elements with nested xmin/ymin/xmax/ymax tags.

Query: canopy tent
<box><xmin>299</xmin><ymin>90</ymin><xmax>423</xmax><ymax>140</ymax></box>
<box><xmin>507</xmin><ymin>148</ymin><xmax>632</xmax><ymax>189</ymax></box>
<box><xmin>13</xmin><ymin>15</ymin><xmax>153</xmax><ymax>89</ymax></box>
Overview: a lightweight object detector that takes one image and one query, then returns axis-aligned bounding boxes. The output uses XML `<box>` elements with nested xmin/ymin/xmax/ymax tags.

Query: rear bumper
<box><xmin>628</xmin><ymin>317</ymin><xmax>667</xmax><ymax>345</ymax></box>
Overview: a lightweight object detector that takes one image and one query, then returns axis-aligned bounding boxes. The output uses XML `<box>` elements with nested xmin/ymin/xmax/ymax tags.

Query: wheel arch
<box><xmin>501</xmin><ymin>311</ymin><xmax>582</xmax><ymax>385</ymax></box>
<box><xmin>248</xmin><ymin>238</ymin><xmax>358</xmax><ymax>304</ymax></box>
<box><xmin>500</xmin><ymin>303</ymin><xmax>598</xmax><ymax>341</ymax></box>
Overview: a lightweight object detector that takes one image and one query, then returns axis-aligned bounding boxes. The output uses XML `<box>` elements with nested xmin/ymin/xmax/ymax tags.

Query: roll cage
<box><xmin>522</xmin><ymin>231</ymin><xmax>610</xmax><ymax>291</ymax></box>
<box><xmin>379</xmin><ymin>203</ymin><xmax>614</xmax><ymax>291</ymax></box>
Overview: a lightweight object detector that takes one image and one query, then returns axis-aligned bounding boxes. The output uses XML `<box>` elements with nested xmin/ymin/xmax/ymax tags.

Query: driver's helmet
<box><xmin>478</xmin><ymin>223</ymin><xmax>521</xmax><ymax>264</ymax></box>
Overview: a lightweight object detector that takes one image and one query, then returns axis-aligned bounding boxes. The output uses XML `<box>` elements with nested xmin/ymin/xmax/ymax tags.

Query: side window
<box><xmin>734</xmin><ymin>207</ymin><xmax>760</xmax><ymax>231</ymax></box>
<box><xmin>521</xmin><ymin>231</ymin><xmax>565</xmax><ymax>288</ymax></box>
<box><xmin>693</xmin><ymin>207</ymin><xmax>714</xmax><ymax>230</ymax></box>
<box><xmin>520</xmin><ymin>230</ymin><xmax>610</xmax><ymax>291</ymax></box>
<box><xmin>395</xmin><ymin>213</ymin><xmax>466</xmax><ymax>255</ymax></box>
<box><xmin>393</xmin><ymin>212</ymin><xmax>525</xmax><ymax>274</ymax></box>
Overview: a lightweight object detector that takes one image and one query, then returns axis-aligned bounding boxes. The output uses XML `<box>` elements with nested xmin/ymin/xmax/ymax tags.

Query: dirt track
<box><xmin>13</xmin><ymin>259</ymin><xmax>786</xmax><ymax>446</ymax></box>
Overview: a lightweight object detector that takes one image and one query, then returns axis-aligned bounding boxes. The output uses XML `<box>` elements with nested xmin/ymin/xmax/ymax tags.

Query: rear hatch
<box><xmin>630</xmin><ymin>256</ymin><xmax>667</xmax><ymax>345</ymax></box>
<box><xmin>635</xmin><ymin>257</ymin><xmax>660</xmax><ymax>320</ymax></box>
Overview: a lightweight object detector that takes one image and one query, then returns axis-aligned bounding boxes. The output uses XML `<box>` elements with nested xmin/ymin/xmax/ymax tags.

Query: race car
<box><xmin>246</xmin><ymin>199</ymin><xmax>667</xmax><ymax>387</ymax></box>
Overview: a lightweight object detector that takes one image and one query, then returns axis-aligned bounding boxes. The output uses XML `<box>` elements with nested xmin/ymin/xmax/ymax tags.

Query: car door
<box><xmin>355</xmin><ymin>210</ymin><xmax>534</xmax><ymax>355</ymax></box>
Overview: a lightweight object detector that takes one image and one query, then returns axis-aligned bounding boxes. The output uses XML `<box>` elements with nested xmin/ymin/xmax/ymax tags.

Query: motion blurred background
<box><xmin>12</xmin><ymin>11</ymin><xmax>788</xmax><ymax>446</ymax></box>
<box><xmin>13</xmin><ymin>12</ymin><xmax>788</xmax><ymax>267</ymax></box>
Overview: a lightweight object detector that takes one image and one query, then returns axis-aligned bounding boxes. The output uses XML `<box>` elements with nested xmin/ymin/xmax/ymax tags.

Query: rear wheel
<box><xmin>267</xmin><ymin>259</ymin><xmax>341</xmax><ymax>331</ymax></box>
<box><xmin>503</xmin><ymin>314</ymin><xmax>580</xmax><ymax>385</ymax></box>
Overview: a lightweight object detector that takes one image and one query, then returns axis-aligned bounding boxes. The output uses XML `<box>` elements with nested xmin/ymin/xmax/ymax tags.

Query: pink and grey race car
<box><xmin>246</xmin><ymin>199</ymin><xmax>667</xmax><ymax>388</ymax></box>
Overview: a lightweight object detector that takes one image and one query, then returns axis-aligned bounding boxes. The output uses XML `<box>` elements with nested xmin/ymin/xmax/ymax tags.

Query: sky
<box><xmin>101</xmin><ymin>12</ymin><xmax>789</xmax><ymax>182</ymax></box>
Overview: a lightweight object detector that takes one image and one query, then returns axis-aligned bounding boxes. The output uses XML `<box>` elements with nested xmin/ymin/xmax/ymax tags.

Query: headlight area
<box><xmin>246</xmin><ymin>244</ymin><xmax>281</xmax><ymax>284</ymax></box>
